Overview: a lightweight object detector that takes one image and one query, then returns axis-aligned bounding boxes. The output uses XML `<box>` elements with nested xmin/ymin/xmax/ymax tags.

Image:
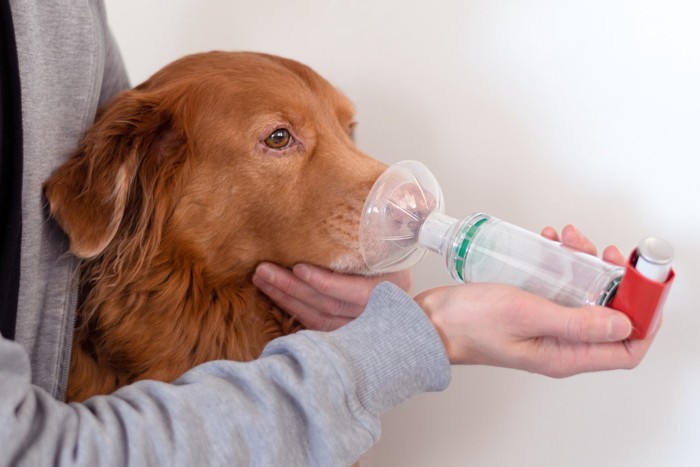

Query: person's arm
<box><xmin>254</xmin><ymin>225</ymin><xmax>658</xmax><ymax>376</ymax></box>
<box><xmin>0</xmin><ymin>284</ymin><xmax>450</xmax><ymax>467</ymax></box>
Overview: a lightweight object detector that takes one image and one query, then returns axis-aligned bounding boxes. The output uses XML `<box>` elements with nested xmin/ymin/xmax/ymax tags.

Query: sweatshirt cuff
<box><xmin>311</xmin><ymin>282</ymin><xmax>451</xmax><ymax>416</ymax></box>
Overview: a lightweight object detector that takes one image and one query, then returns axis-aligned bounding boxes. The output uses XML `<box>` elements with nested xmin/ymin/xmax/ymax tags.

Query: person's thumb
<box><xmin>541</xmin><ymin>305</ymin><xmax>633</xmax><ymax>343</ymax></box>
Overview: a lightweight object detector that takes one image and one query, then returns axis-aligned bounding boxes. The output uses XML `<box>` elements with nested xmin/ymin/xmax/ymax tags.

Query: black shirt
<box><xmin>0</xmin><ymin>0</ymin><xmax>23</xmax><ymax>340</ymax></box>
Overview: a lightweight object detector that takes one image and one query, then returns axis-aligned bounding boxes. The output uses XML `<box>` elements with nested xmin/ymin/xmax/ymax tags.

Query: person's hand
<box><xmin>540</xmin><ymin>224</ymin><xmax>626</xmax><ymax>265</ymax></box>
<box><xmin>253</xmin><ymin>263</ymin><xmax>412</xmax><ymax>331</ymax></box>
<box><xmin>415</xmin><ymin>224</ymin><xmax>658</xmax><ymax>376</ymax></box>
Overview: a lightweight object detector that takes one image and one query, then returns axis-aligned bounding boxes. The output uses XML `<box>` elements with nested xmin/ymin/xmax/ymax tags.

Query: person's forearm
<box><xmin>0</xmin><ymin>282</ymin><xmax>450</xmax><ymax>466</ymax></box>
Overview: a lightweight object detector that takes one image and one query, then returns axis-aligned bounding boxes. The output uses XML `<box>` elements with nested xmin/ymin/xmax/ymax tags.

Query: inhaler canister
<box><xmin>609</xmin><ymin>237</ymin><xmax>675</xmax><ymax>339</ymax></box>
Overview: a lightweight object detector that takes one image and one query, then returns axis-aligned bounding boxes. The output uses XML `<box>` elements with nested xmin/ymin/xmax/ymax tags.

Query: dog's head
<box><xmin>44</xmin><ymin>52</ymin><xmax>386</xmax><ymax>283</ymax></box>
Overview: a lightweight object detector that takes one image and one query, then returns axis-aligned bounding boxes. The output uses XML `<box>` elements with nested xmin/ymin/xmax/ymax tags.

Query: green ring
<box><xmin>454</xmin><ymin>217</ymin><xmax>488</xmax><ymax>282</ymax></box>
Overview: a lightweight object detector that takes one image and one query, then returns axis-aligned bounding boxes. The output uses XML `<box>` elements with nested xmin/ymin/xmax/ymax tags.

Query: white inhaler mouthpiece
<box><xmin>360</xmin><ymin>160</ymin><xmax>625</xmax><ymax>307</ymax></box>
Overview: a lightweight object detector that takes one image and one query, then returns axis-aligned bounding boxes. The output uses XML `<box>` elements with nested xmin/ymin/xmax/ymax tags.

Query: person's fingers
<box><xmin>252</xmin><ymin>264</ymin><xmax>320</xmax><ymax>319</ymax></box>
<box><xmin>541</xmin><ymin>226</ymin><xmax>560</xmax><ymax>241</ymax></box>
<box><xmin>291</xmin><ymin>264</ymin><xmax>373</xmax><ymax>304</ymax></box>
<box><xmin>256</xmin><ymin>264</ymin><xmax>348</xmax><ymax>318</ymax></box>
<box><xmin>542</xmin><ymin>224</ymin><xmax>625</xmax><ymax>266</ymax></box>
<box><xmin>519</xmin><ymin>297</ymin><xmax>632</xmax><ymax>343</ymax></box>
<box><xmin>254</xmin><ymin>262</ymin><xmax>387</xmax><ymax>319</ymax></box>
<box><xmin>252</xmin><ymin>263</ymin><xmax>353</xmax><ymax>330</ymax></box>
<box><xmin>561</xmin><ymin>224</ymin><xmax>598</xmax><ymax>255</ymax></box>
<box><xmin>542</xmin><ymin>225</ymin><xmax>598</xmax><ymax>256</ymax></box>
<box><xmin>602</xmin><ymin>245</ymin><xmax>626</xmax><ymax>266</ymax></box>
<box><xmin>292</xmin><ymin>264</ymin><xmax>412</xmax><ymax>303</ymax></box>
<box><xmin>519</xmin><ymin>300</ymin><xmax>655</xmax><ymax>377</ymax></box>
<box><xmin>254</xmin><ymin>262</ymin><xmax>314</xmax><ymax>304</ymax></box>
<box><xmin>535</xmin><ymin>335</ymin><xmax>654</xmax><ymax>377</ymax></box>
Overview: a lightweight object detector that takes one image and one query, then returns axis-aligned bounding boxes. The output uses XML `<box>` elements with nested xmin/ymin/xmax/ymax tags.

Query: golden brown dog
<box><xmin>43</xmin><ymin>51</ymin><xmax>386</xmax><ymax>402</ymax></box>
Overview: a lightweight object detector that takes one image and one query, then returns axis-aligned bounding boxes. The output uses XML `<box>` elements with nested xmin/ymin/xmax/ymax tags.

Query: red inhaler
<box><xmin>609</xmin><ymin>237</ymin><xmax>675</xmax><ymax>339</ymax></box>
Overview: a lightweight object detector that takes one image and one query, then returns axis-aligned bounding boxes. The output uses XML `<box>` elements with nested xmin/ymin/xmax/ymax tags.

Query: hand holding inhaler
<box><xmin>359</xmin><ymin>161</ymin><xmax>675</xmax><ymax>340</ymax></box>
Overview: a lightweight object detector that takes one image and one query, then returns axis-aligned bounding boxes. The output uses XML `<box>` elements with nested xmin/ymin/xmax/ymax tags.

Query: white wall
<box><xmin>104</xmin><ymin>1</ymin><xmax>700</xmax><ymax>465</ymax></box>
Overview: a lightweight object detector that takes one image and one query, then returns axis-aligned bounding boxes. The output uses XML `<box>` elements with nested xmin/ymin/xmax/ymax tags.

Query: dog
<box><xmin>43</xmin><ymin>51</ymin><xmax>386</xmax><ymax>402</ymax></box>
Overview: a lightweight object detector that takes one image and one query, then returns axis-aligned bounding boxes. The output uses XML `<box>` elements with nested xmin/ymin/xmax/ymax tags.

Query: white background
<box><xmin>104</xmin><ymin>1</ymin><xmax>700</xmax><ymax>465</ymax></box>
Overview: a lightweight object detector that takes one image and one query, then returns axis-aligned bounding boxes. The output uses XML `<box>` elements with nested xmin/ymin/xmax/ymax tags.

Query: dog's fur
<box><xmin>43</xmin><ymin>52</ymin><xmax>386</xmax><ymax>402</ymax></box>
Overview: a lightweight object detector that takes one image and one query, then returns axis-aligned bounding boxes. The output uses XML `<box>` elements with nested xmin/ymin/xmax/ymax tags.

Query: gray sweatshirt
<box><xmin>2</xmin><ymin>1</ymin><xmax>451</xmax><ymax>465</ymax></box>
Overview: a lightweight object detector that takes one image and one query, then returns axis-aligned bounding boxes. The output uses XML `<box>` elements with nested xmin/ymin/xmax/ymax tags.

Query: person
<box><xmin>0</xmin><ymin>1</ymin><xmax>657</xmax><ymax>466</ymax></box>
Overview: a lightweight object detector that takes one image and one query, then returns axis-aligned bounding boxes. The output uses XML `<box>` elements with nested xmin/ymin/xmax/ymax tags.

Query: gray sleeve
<box><xmin>0</xmin><ymin>283</ymin><xmax>451</xmax><ymax>467</ymax></box>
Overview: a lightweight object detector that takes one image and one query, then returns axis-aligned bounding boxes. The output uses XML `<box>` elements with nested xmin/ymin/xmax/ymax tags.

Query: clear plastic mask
<box><xmin>359</xmin><ymin>160</ymin><xmax>443</xmax><ymax>272</ymax></box>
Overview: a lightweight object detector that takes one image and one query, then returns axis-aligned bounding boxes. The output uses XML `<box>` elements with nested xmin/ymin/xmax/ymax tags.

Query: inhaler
<box><xmin>359</xmin><ymin>160</ymin><xmax>675</xmax><ymax>339</ymax></box>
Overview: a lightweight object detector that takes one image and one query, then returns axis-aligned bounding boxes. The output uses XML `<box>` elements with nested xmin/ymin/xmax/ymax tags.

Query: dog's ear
<box><xmin>43</xmin><ymin>88</ymin><xmax>188</xmax><ymax>259</ymax></box>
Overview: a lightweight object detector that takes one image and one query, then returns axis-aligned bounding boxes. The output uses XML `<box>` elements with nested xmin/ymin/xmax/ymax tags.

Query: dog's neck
<box><xmin>69</xmin><ymin>245</ymin><xmax>300</xmax><ymax>400</ymax></box>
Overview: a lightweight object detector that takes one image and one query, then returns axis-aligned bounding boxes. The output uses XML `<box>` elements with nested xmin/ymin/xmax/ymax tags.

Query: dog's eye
<box><xmin>264</xmin><ymin>128</ymin><xmax>292</xmax><ymax>149</ymax></box>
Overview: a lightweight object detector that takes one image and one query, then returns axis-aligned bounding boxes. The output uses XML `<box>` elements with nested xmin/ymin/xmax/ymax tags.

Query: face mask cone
<box><xmin>360</xmin><ymin>160</ymin><xmax>444</xmax><ymax>272</ymax></box>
